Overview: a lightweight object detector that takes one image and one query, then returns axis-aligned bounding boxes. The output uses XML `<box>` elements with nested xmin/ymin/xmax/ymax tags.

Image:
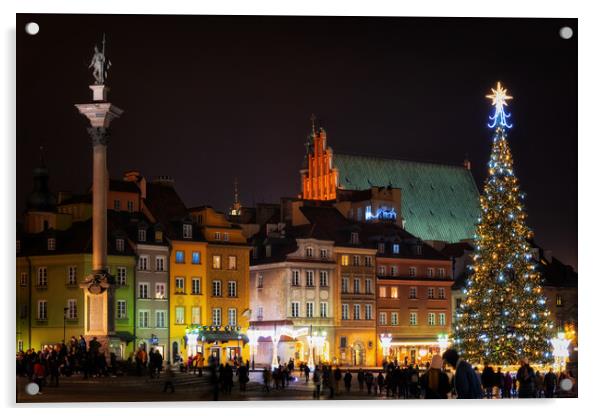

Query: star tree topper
<box><xmin>486</xmin><ymin>81</ymin><xmax>513</xmax><ymax>129</ymax></box>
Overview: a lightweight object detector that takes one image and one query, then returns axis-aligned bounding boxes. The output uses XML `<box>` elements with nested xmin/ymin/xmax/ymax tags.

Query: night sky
<box><xmin>16</xmin><ymin>14</ymin><xmax>577</xmax><ymax>269</ymax></box>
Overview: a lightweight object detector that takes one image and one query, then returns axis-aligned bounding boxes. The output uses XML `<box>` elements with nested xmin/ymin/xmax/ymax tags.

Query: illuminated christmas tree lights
<box><xmin>453</xmin><ymin>82</ymin><xmax>554</xmax><ymax>365</ymax></box>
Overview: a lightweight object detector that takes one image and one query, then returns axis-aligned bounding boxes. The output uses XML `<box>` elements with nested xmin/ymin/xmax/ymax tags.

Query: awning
<box><xmin>114</xmin><ymin>331</ymin><xmax>135</xmax><ymax>343</ymax></box>
<box><xmin>390</xmin><ymin>337</ymin><xmax>439</xmax><ymax>346</ymax></box>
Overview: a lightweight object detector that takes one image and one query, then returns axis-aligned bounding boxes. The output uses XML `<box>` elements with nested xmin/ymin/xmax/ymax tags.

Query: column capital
<box><xmin>87</xmin><ymin>127</ymin><xmax>110</xmax><ymax>147</ymax></box>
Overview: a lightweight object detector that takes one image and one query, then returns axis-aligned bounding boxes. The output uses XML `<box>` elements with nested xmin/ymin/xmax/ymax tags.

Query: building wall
<box><xmin>134</xmin><ymin>243</ymin><xmax>170</xmax><ymax>359</ymax></box>
<box><xmin>544</xmin><ymin>286</ymin><xmax>578</xmax><ymax>330</ymax></box>
<box><xmin>301</xmin><ymin>129</ymin><xmax>338</xmax><ymax>201</ymax></box>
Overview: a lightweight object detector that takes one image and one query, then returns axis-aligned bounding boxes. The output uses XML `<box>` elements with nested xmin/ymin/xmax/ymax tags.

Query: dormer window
<box><xmin>415</xmin><ymin>245</ymin><xmax>422</xmax><ymax>255</ymax></box>
<box><xmin>223</xmin><ymin>233</ymin><xmax>230</xmax><ymax>242</ymax></box>
<box><xmin>116</xmin><ymin>238</ymin><xmax>125</xmax><ymax>252</ymax></box>
<box><xmin>47</xmin><ymin>238</ymin><xmax>56</xmax><ymax>251</ymax></box>
<box><xmin>351</xmin><ymin>232</ymin><xmax>359</xmax><ymax>245</ymax></box>
<box><xmin>138</xmin><ymin>229</ymin><xmax>146</xmax><ymax>242</ymax></box>
<box><xmin>306</xmin><ymin>247</ymin><xmax>314</xmax><ymax>258</ymax></box>
<box><xmin>378</xmin><ymin>242</ymin><xmax>385</xmax><ymax>254</ymax></box>
<box><xmin>155</xmin><ymin>230</ymin><xmax>163</xmax><ymax>243</ymax></box>
<box><xmin>393</xmin><ymin>244</ymin><xmax>400</xmax><ymax>254</ymax></box>
<box><xmin>214</xmin><ymin>232</ymin><xmax>221</xmax><ymax>240</ymax></box>
<box><xmin>183</xmin><ymin>224</ymin><xmax>192</xmax><ymax>239</ymax></box>
<box><xmin>265</xmin><ymin>245</ymin><xmax>272</xmax><ymax>257</ymax></box>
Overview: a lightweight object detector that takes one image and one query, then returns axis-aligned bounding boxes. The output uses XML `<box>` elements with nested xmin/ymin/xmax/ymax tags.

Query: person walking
<box><xmin>544</xmin><ymin>368</ymin><xmax>557</xmax><ymax>398</ymax></box>
<box><xmin>357</xmin><ymin>368</ymin><xmax>365</xmax><ymax>392</ymax></box>
<box><xmin>163</xmin><ymin>362</ymin><xmax>175</xmax><ymax>393</ymax></box>
<box><xmin>313</xmin><ymin>366</ymin><xmax>322</xmax><ymax>399</ymax></box>
<box><xmin>516</xmin><ymin>358</ymin><xmax>536</xmax><ymax>398</ymax></box>
<box><xmin>535</xmin><ymin>370</ymin><xmax>545</xmax><ymax>398</ymax></box>
<box><xmin>334</xmin><ymin>366</ymin><xmax>342</xmax><ymax>395</ymax></box>
<box><xmin>502</xmin><ymin>371</ymin><xmax>513</xmax><ymax>398</ymax></box>
<box><xmin>304</xmin><ymin>364</ymin><xmax>310</xmax><ymax>383</ymax></box>
<box><xmin>419</xmin><ymin>355</ymin><xmax>451</xmax><ymax>399</ymax></box>
<box><xmin>365</xmin><ymin>371</ymin><xmax>374</xmax><ymax>395</ymax></box>
<box><xmin>442</xmin><ymin>349</ymin><xmax>483</xmax><ymax>399</ymax></box>
<box><xmin>343</xmin><ymin>369</ymin><xmax>352</xmax><ymax>393</ymax></box>
<box><xmin>237</xmin><ymin>363</ymin><xmax>249</xmax><ymax>391</ymax></box>
<box><xmin>481</xmin><ymin>363</ymin><xmax>495</xmax><ymax>399</ymax></box>
<box><xmin>377</xmin><ymin>372</ymin><xmax>385</xmax><ymax>396</ymax></box>
<box><xmin>262</xmin><ymin>367</ymin><xmax>271</xmax><ymax>393</ymax></box>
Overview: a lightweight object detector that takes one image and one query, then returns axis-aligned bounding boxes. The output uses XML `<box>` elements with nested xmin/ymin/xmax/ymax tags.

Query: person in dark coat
<box><xmin>365</xmin><ymin>371</ymin><xmax>374</xmax><ymax>394</ymax></box>
<box><xmin>419</xmin><ymin>355</ymin><xmax>451</xmax><ymax>399</ymax></box>
<box><xmin>377</xmin><ymin>372</ymin><xmax>385</xmax><ymax>396</ymax></box>
<box><xmin>502</xmin><ymin>371</ymin><xmax>513</xmax><ymax>398</ymax></box>
<box><xmin>481</xmin><ymin>363</ymin><xmax>495</xmax><ymax>398</ymax></box>
<box><xmin>357</xmin><ymin>368</ymin><xmax>365</xmax><ymax>392</ymax></box>
<box><xmin>544</xmin><ymin>368</ymin><xmax>557</xmax><ymax>398</ymax></box>
<box><xmin>442</xmin><ymin>349</ymin><xmax>483</xmax><ymax>399</ymax></box>
<box><xmin>516</xmin><ymin>358</ymin><xmax>536</xmax><ymax>398</ymax></box>
<box><xmin>343</xmin><ymin>369</ymin><xmax>352</xmax><ymax>393</ymax></box>
<box><xmin>334</xmin><ymin>366</ymin><xmax>342</xmax><ymax>395</ymax></box>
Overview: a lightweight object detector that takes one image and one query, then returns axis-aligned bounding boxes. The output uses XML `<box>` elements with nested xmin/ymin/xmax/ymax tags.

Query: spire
<box><xmin>230</xmin><ymin>177</ymin><xmax>242</xmax><ymax>217</ymax></box>
<box><xmin>310</xmin><ymin>113</ymin><xmax>317</xmax><ymax>137</ymax></box>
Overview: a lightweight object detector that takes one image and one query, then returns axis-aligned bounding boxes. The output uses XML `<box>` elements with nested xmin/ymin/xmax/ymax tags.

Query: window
<box><xmin>139</xmin><ymin>310</ymin><xmax>150</xmax><ymax>328</ymax></box>
<box><xmin>191</xmin><ymin>251</ymin><xmax>200</xmax><ymax>264</ymax></box>
<box><xmin>212</xmin><ymin>280</ymin><xmax>222</xmax><ymax>297</ymax></box>
<box><xmin>292</xmin><ymin>270</ymin><xmax>300</xmax><ymax>286</ymax></box>
<box><xmin>116</xmin><ymin>238</ymin><xmax>125</xmax><ymax>252</ymax></box>
<box><xmin>37</xmin><ymin>300</ymin><xmax>47</xmax><ymax>320</ymax></box>
<box><xmin>306</xmin><ymin>302</ymin><xmax>314</xmax><ymax>318</ymax></box>
<box><xmin>114</xmin><ymin>200</ymin><xmax>121</xmax><ymax>210</ymax></box>
<box><xmin>439</xmin><ymin>313</ymin><xmax>446</xmax><ymax>326</ymax></box>
<box><xmin>437</xmin><ymin>268</ymin><xmax>446</xmax><ymax>278</ymax></box>
<box><xmin>183</xmin><ymin>224</ymin><xmax>192</xmax><ymax>239</ymax></box>
<box><xmin>191</xmin><ymin>306</ymin><xmax>201</xmax><ymax>325</ymax></box>
<box><xmin>340</xmin><ymin>336</ymin><xmax>348</xmax><ymax>348</ymax></box>
<box><xmin>291</xmin><ymin>302</ymin><xmax>300</xmax><ymax>318</ymax></box>
<box><xmin>351</xmin><ymin>232</ymin><xmax>359</xmax><ymax>244</ymax></box>
<box><xmin>228</xmin><ymin>308</ymin><xmax>237</xmax><ymax>326</ymax></box>
<box><xmin>117</xmin><ymin>266</ymin><xmax>127</xmax><ymax>286</ymax></box>
<box><xmin>357</xmin><ymin>207</ymin><xmax>363</xmax><ymax>221</ymax></box>
<box><xmin>214</xmin><ymin>231</ymin><xmax>221</xmax><ymax>240</ymax></box>
<box><xmin>353</xmin><ymin>278</ymin><xmax>361</xmax><ymax>294</ymax></box>
<box><xmin>228</xmin><ymin>281</ymin><xmax>237</xmax><ymax>297</ymax></box>
<box><xmin>257</xmin><ymin>306</ymin><xmax>264</xmax><ymax>320</ymax></box>
<box><xmin>320</xmin><ymin>302</ymin><xmax>328</xmax><ymax>318</ymax></box>
<box><xmin>342</xmin><ymin>278</ymin><xmax>349</xmax><ymax>294</ymax></box>
<box><xmin>353</xmin><ymin>304</ymin><xmax>361</xmax><ymax>320</ymax></box>
<box><xmin>455</xmin><ymin>298</ymin><xmax>462</xmax><ymax>309</ymax></box>
<box><xmin>223</xmin><ymin>233</ymin><xmax>230</xmax><ymax>242</ymax></box>
<box><xmin>138</xmin><ymin>228</ymin><xmax>146</xmax><ymax>242</ymax></box>
<box><xmin>342</xmin><ymin>304</ymin><xmax>349</xmax><ymax>320</ymax></box>
<box><xmin>391</xmin><ymin>312</ymin><xmax>399</xmax><ymax>325</ymax></box>
<box><xmin>428</xmin><ymin>287</ymin><xmax>434</xmax><ymax>299</ymax></box>
<box><xmin>427</xmin><ymin>267</ymin><xmax>434</xmax><ymax>278</ymax></box>
<box><xmin>379</xmin><ymin>312</ymin><xmax>387</xmax><ymax>325</ymax></box>
<box><xmin>47</xmin><ymin>238</ymin><xmax>56</xmax><ymax>251</ymax></box>
<box><xmin>379</xmin><ymin>286</ymin><xmax>387</xmax><ymax>298</ymax></box>
<box><xmin>306</xmin><ymin>270</ymin><xmax>314</xmax><ymax>287</ymax></box>
<box><xmin>117</xmin><ymin>300</ymin><xmax>127</xmax><ymax>319</ymax></box>
<box><xmin>410</xmin><ymin>312</ymin><xmax>418</xmax><ymax>326</ymax></box>
<box><xmin>175</xmin><ymin>306</ymin><xmax>185</xmax><ymax>324</ymax></box>
<box><xmin>365</xmin><ymin>256</ymin><xmax>372</xmax><ymax>267</ymax></box>
<box><xmin>365</xmin><ymin>279</ymin><xmax>373</xmax><ymax>294</ymax></box>
<box><xmin>365</xmin><ymin>304</ymin><xmax>373</xmax><ymax>320</ymax></box>
<box><xmin>306</xmin><ymin>247</ymin><xmax>313</xmax><ymax>258</ymax></box>
<box><xmin>228</xmin><ymin>256</ymin><xmax>237</xmax><ymax>270</ymax></box>
<box><xmin>175</xmin><ymin>250</ymin><xmax>185</xmax><ymax>264</ymax></box>
<box><xmin>257</xmin><ymin>273</ymin><xmax>263</xmax><ymax>288</ymax></box>
<box><xmin>409</xmin><ymin>267</ymin><xmax>417</xmax><ymax>277</ymax></box>
<box><xmin>192</xmin><ymin>278</ymin><xmax>201</xmax><ymax>295</ymax></box>
<box><xmin>155</xmin><ymin>256</ymin><xmax>165</xmax><ymax>271</ymax></box>
<box><xmin>393</xmin><ymin>244</ymin><xmax>400</xmax><ymax>254</ymax></box>
<box><xmin>438</xmin><ymin>287</ymin><xmax>446</xmax><ymax>299</ymax></box>
<box><xmin>252</xmin><ymin>246</ymin><xmax>258</xmax><ymax>259</ymax></box>
<box><xmin>428</xmin><ymin>312</ymin><xmax>436</xmax><ymax>326</ymax></box>
<box><xmin>353</xmin><ymin>255</ymin><xmax>360</xmax><ymax>266</ymax></box>
<box><xmin>127</xmin><ymin>200</ymin><xmax>134</xmax><ymax>212</ymax></box>
<box><xmin>319</xmin><ymin>271</ymin><xmax>329</xmax><ymax>287</ymax></box>
<box><xmin>20</xmin><ymin>272</ymin><xmax>28</xmax><ymax>287</ymax></box>
<box><xmin>20</xmin><ymin>304</ymin><xmax>28</xmax><ymax>319</ymax></box>
<box><xmin>139</xmin><ymin>283</ymin><xmax>149</xmax><ymax>299</ymax></box>
<box><xmin>138</xmin><ymin>255</ymin><xmax>149</xmax><ymax>271</ymax></box>
<box><xmin>175</xmin><ymin>277</ymin><xmax>185</xmax><ymax>293</ymax></box>
<box><xmin>265</xmin><ymin>245</ymin><xmax>272</xmax><ymax>257</ymax></box>
<box><xmin>409</xmin><ymin>287</ymin><xmax>417</xmax><ymax>299</ymax></box>
<box><xmin>341</xmin><ymin>255</ymin><xmax>349</xmax><ymax>266</ymax></box>
<box><xmin>155</xmin><ymin>230</ymin><xmax>163</xmax><ymax>243</ymax></box>
<box><xmin>378</xmin><ymin>243</ymin><xmax>385</xmax><ymax>253</ymax></box>
<box><xmin>416</xmin><ymin>245</ymin><xmax>423</xmax><ymax>255</ymax></box>
<box><xmin>67</xmin><ymin>299</ymin><xmax>77</xmax><ymax>319</ymax></box>
<box><xmin>378</xmin><ymin>265</ymin><xmax>386</xmax><ymax>276</ymax></box>
<box><xmin>212</xmin><ymin>255</ymin><xmax>222</xmax><ymax>269</ymax></box>
<box><xmin>155</xmin><ymin>283</ymin><xmax>166</xmax><ymax>299</ymax></box>
<box><xmin>320</xmin><ymin>249</ymin><xmax>328</xmax><ymax>259</ymax></box>
<box><xmin>390</xmin><ymin>266</ymin><xmax>398</xmax><ymax>276</ymax></box>
<box><xmin>391</xmin><ymin>287</ymin><xmax>398</xmax><ymax>299</ymax></box>
<box><xmin>67</xmin><ymin>266</ymin><xmax>77</xmax><ymax>285</ymax></box>
<box><xmin>156</xmin><ymin>310</ymin><xmax>166</xmax><ymax>328</ymax></box>
<box><xmin>37</xmin><ymin>267</ymin><xmax>48</xmax><ymax>287</ymax></box>
<box><xmin>556</xmin><ymin>294</ymin><xmax>563</xmax><ymax>307</ymax></box>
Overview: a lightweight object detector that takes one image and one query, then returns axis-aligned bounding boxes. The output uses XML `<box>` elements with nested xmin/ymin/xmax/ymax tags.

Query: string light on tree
<box><xmin>453</xmin><ymin>82</ymin><xmax>554</xmax><ymax>365</ymax></box>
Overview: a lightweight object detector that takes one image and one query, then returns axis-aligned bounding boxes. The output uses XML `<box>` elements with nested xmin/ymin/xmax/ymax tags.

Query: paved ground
<box><xmin>16</xmin><ymin>370</ymin><xmax>416</xmax><ymax>403</ymax></box>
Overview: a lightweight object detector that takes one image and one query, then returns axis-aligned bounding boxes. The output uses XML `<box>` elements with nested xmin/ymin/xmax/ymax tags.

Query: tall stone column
<box><xmin>76</xmin><ymin>84</ymin><xmax>123</xmax><ymax>355</ymax></box>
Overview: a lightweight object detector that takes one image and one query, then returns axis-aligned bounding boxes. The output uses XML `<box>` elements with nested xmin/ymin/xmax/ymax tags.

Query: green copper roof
<box><xmin>333</xmin><ymin>154</ymin><xmax>481</xmax><ymax>243</ymax></box>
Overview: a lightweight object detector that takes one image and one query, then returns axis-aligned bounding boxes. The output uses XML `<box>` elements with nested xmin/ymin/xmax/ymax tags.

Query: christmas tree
<box><xmin>453</xmin><ymin>82</ymin><xmax>554</xmax><ymax>365</ymax></box>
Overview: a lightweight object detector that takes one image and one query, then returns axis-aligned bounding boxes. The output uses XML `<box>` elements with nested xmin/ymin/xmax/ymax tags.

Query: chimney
<box><xmin>463</xmin><ymin>158</ymin><xmax>471</xmax><ymax>170</ymax></box>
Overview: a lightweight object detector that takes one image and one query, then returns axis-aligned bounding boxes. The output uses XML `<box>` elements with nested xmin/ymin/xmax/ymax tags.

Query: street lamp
<box><xmin>380</xmin><ymin>333</ymin><xmax>392</xmax><ymax>360</ymax></box>
<box><xmin>551</xmin><ymin>332</ymin><xmax>571</xmax><ymax>372</ymax></box>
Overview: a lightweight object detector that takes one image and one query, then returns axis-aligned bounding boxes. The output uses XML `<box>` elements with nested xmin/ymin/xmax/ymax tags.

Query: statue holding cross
<box><xmin>89</xmin><ymin>34</ymin><xmax>112</xmax><ymax>85</ymax></box>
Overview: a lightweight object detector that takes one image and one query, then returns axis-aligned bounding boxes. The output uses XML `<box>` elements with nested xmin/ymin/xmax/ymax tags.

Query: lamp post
<box><xmin>551</xmin><ymin>332</ymin><xmax>571</xmax><ymax>373</ymax></box>
<box><xmin>380</xmin><ymin>333</ymin><xmax>392</xmax><ymax>362</ymax></box>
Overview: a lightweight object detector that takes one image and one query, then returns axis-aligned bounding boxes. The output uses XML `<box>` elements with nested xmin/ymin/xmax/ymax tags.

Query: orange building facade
<box><xmin>300</xmin><ymin>128</ymin><xmax>338</xmax><ymax>201</ymax></box>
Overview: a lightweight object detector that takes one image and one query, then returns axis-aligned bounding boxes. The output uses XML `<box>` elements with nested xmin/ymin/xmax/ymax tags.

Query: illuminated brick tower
<box><xmin>300</xmin><ymin>115</ymin><xmax>338</xmax><ymax>200</ymax></box>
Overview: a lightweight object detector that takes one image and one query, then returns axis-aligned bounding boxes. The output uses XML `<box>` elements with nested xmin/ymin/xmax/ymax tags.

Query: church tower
<box><xmin>300</xmin><ymin>115</ymin><xmax>338</xmax><ymax>200</ymax></box>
